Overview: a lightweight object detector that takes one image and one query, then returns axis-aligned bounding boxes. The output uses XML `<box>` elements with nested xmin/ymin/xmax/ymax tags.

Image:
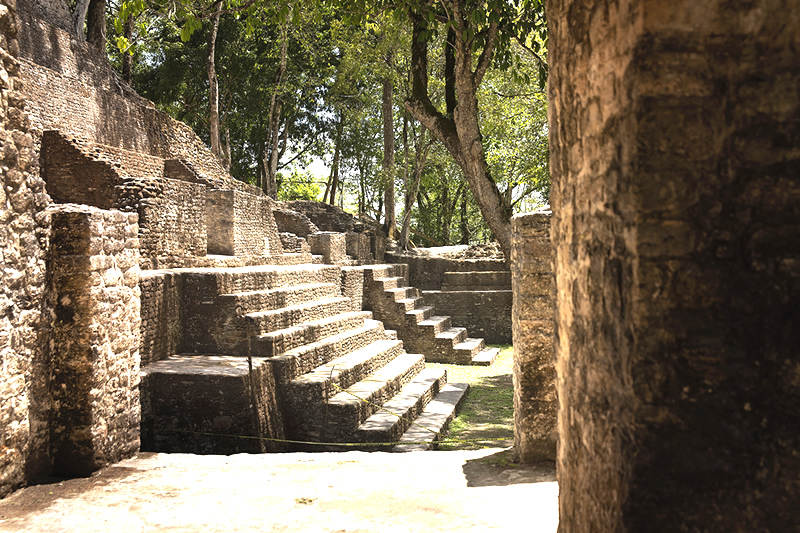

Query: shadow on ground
<box><xmin>462</xmin><ymin>448</ymin><xmax>556</xmax><ymax>487</ymax></box>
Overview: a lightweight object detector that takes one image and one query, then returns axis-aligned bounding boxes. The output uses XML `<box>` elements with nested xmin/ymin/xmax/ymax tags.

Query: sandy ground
<box><xmin>0</xmin><ymin>448</ymin><xmax>557</xmax><ymax>532</ymax></box>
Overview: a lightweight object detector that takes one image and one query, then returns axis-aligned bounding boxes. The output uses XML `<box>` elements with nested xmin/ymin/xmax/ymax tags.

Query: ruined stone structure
<box><xmin>388</xmin><ymin>251</ymin><xmax>513</xmax><ymax>344</ymax></box>
<box><xmin>511</xmin><ymin>211</ymin><xmax>556</xmax><ymax>463</ymax></box>
<box><xmin>0</xmin><ymin>0</ymin><xmax>500</xmax><ymax>497</ymax></box>
<box><xmin>546</xmin><ymin>0</ymin><xmax>800</xmax><ymax>530</ymax></box>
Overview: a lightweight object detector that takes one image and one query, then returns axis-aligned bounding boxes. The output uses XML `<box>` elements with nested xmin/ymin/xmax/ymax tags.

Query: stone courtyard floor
<box><xmin>0</xmin><ymin>448</ymin><xmax>557</xmax><ymax>532</ymax></box>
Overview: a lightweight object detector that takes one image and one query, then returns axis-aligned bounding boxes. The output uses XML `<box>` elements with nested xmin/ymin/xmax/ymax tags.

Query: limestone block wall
<box><xmin>273</xmin><ymin>205</ymin><xmax>318</xmax><ymax>237</ymax></box>
<box><xmin>422</xmin><ymin>290</ymin><xmax>512</xmax><ymax>344</ymax></box>
<box><xmin>0</xmin><ymin>0</ymin><xmax>52</xmax><ymax>497</ymax></box>
<box><xmin>206</xmin><ymin>189</ymin><xmax>280</xmax><ymax>257</ymax></box>
<box><xmin>510</xmin><ymin>211</ymin><xmax>555</xmax><ymax>462</ymax></box>
<box><xmin>139</xmin><ymin>271</ymin><xmax>183</xmax><ymax>366</ymax></box>
<box><xmin>386</xmin><ymin>252</ymin><xmax>507</xmax><ymax>290</ymax></box>
<box><xmin>47</xmin><ymin>204</ymin><xmax>140</xmax><ymax>477</ymax></box>
<box><xmin>138</xmin><ymin>178</ymin><xmax>207</xmax><ymax>269</ymax></box>
<box><xmin>549</xmin><ymin>0</ymin><xmax>800</xmax><ymax>530</ymax></box>
<box><xmin>307</xmin><ymin>232</ymin><xmax>348</xmax><ymax>264</ymax></box>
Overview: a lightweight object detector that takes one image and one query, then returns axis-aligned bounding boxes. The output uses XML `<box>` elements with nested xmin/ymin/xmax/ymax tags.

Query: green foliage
<box><xmin>277</xmin><ymin>171</ymin><xmax>322</xmax><ymax>201</ymax></box>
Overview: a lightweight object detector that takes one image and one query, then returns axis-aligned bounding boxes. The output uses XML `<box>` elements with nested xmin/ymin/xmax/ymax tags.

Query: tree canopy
<box><xmin>104</xmin><ymin>0</ymin><xmax>548</xmax><ymax>257</ymax></box>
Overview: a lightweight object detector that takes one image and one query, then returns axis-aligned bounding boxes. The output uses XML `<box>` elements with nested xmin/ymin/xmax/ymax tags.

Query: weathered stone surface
<box><xmin>549</xmin><ymin>0</ymin><xmax>800</xmax><ymax>530</ymax></box>
<box><xmin>422</xmin><ymin>290</ymin><xmax>512</xmax><ymax>344</ymax></box>
<box><xmin>206</xmin><ymin>189</ymin><xmax>280</xmax><ymax>258</ymax></box>
<box><xmin>0</xmin><ymin>0</ymin><xmax>51</xmax><ymax>497</ymax></box>
<box><xmin>386</xmin><ymin>251</ymin><xmax>507</xmax><ymax>290</ymax></box>
<box><xmin>307</xmin><ymin>232</ymin><xmax>348</xmax><ymax>265</ymax></box>
<box><xmin>47</xmin><ymin>204</ymin><xmax>141</xmax><ymax>477</ymax></box>
<box><xmin>511</xmin><ymin>211</ymin><xmax>555</xmax><ymax>463</ymax></box>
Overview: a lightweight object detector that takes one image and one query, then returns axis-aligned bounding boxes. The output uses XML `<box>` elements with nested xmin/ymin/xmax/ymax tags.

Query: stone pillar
<box><xmin>307</xmin><ymin>231</ymin><xmax>347</xmax><ymax>264</ymax></box>
<box><xmin>548</xmin><ymin>0</ymin><xmax>800</xmax><ymax>530</ymax></box>
<box><xmin>48</xmin><ymin>205</ymin><xmax>141</xmax><ymax>477</ymax></box>
<box><xmin>511</xmin><ymin>211</ymin><xmax>555</xmax><ymax>462</ymax></box>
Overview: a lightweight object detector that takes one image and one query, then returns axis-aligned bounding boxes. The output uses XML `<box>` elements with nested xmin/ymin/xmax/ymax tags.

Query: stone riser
<box><xmin>253</xmin><ymin>311</ymin><xmax>371</xmax><ymax>357</ymax></box>
<box><xmin>246</xmin><ymin>296</ymin><xmax>351</xmax><ymax>334</ymax></box>
<box><xmin>271</xmin><ymin>321</ymin><xmax>387</xmax><ymax>384</ymax></box>
<box><xmin>185</xmin><ymin>264</ymin><xmax>342</xmax><ymax>297</ymax></box>
<box><xmin>315</xmin><ymin>353</ymin><xmax>426</xmax><ymax>442</ymax></box>
<box><xmin>355</xmin><ymin>367</ymin><xmax>447</xmax><ymax>445</ymax></box>
<box><xmin>286</xmin><ymin>340</ymin><xmax>406</xmax><ymax>410</ymax></box>
<box><xmin>219</xmin><ymin>282</ymin><xmax>340</xmax><ymax>316</ymax></box>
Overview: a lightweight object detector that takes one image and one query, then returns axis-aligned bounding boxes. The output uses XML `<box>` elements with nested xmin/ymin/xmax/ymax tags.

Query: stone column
<box><xmin>548</xmin><ymin>0</ymin><xmax>800</xmax><ymax>530</ymax></box>
<box><xmin>511</xmin><ymin>211</ymin><xmax>556</xmax><ymax>462</ymax></box>
<box><xmin>48</xmin><ymin>205</ymin><xmax>141</xmax><ymax>477</ymax></box>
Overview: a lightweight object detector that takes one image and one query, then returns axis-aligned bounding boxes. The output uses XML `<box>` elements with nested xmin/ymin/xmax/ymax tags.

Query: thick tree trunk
<box><xmin>207</xmin><ymin>1</ymin><xmax>223</xmax><ymax>161</ymax></box>
<box><xmin>86</xmin><ymin>0</ymin><xmax>106</xmax><ymax>53</ymax></box>
<box><xmin>382</xmin><ymin>77</ymin><xmax>396</xmax><ymax>239</ymax></box>
<box><xmin>403</xmin><ymin>10</ymin><xmax>512</xmax><ymax>260</ymax></box>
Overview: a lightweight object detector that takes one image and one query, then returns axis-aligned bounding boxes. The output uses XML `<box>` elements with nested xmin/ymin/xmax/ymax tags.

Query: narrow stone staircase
<box><xmin>363</xmin><ymin>265</ymin><xmax>499</xmax><ymax>366</ymax></box>
<box><xmin>140</xmin><ymin>264</ymin><xmax>468</xmax><ymax>454</ymax></box>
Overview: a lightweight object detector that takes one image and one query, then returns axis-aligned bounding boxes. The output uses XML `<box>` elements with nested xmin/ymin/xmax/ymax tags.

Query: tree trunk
<box><xmin>382</xmin><ymin>76</ymin><xmax>396</xmax><ymax>239</ymax></box>
<box><xmin>263</xmin><ymin>19</ymin><xmax>289</xmax><ymax>199</ymax></box>
<box><xmin>324</xmin><ymin>115</ymin><xmax>344</xmax><ymax>205</ymax></box>
<box><xmin>86</xmin><ymin>0</ymin><xmax>106</xmax><ymax>54</ymax></box>
<box><xmin>459</xmin><ymin>194</ymin><xmax>470</xmax><ymax>244</ymax></box>
<box><xmin>403</xmin><ymin>10</ymin><xmax>512</xmax><ymax>260</ymax></box>
<box><xmin>122</xmin><ymin>14</ymin><xmax>133</xmax><ymax>84</ymax></box>
<box><xmin>72</xmin><ymin>0</ymin><xmax>91</xmax><ymax>40</ymax></box>
<box><xmin>207</xmin><ymin>1</ymin><xmax>223</xmax><ymax>161</ymax></box>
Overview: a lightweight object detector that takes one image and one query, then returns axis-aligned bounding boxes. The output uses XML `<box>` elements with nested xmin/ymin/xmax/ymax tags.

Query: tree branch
<box><xmin>474</xmin><ymin>20</ymin><xmax>499</xmax><ymax>87</ymax></box>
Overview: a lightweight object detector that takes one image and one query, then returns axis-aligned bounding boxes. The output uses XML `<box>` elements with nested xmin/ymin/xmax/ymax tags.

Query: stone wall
<box><xmin>139</xmin><ymin>271</ymin><xmax>183</xmax><ymax>366</ymax></box>
<box><xmin>386</xmin><ymin>252</ymin><xmax>507</xmax><ymax>290</ymax></box>
<box><xmin>15</xmin><ymin>8</ymin><xmax>259</xmax><ymax>195</ymax></box>
<box><xmin>0</xmin><ymin>0</ymin><xmax>52</xmax><ymax>497</ymax></box>
<box><xmin>47</xmin><ymin>204</ymin><xmax>140</xmax><ymax>477</ymax></box>
<box><xmin>422</xmin><ymin>290</ymin><xmax>512</xmax><ymax>344</ymax></box>
<box><xmin>549</xmin><ymin>0</ymin><xmax>800</xmax><ymax>530</ymax></box>
<box><xmin>206</xmin><ymin>189</ymin><xmax>280</xmax><ymax>257</ymax></box>
<box><xmin>510</xmin><ymin>211</ymin><xmax>555</xmax><ymax>462</ymax></box>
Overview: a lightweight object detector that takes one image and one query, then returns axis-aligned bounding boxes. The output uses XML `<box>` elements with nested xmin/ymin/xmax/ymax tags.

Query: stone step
<box><xmin>270</xmin><ymin>319</ymin><xmax>387</xmax><ymax>384</ymax></box>
<box><xmin>219</xmin><ymin>282</ymin><xmax>340</xmax><ymax>316</ymax></box>
<box><xmin>183</xmin><ymin>264</ymin><xmax>341</xmax><ymax>297</ymax></box>
<box><xmin>471</xmin><ymin>347</ymin><xmax>500</xmax><ymax>366</ymax></box>
<box><xmin>245</xmin><ymin>296</ymin><xmax>351</xmax><ymax>334</ymax></box>
<box><xmin>395</xmin><ymin>297</ymin><xmax>423</xmax><ymax>312</ymax></box>
<box><xmin>284</xmin><ymin>339</ymin><xmax>406</xmax><ymax>421</ymax></box>
<box><xmin>405</xmin><ymin>306</ymin><xmax>434</xmax><ymax>324</ymax></box>
<box><xmin>418</xmin><ymin>315</ymin><xmax>452</xmax><ymax>336</ymax></box>
<box><xmin>322</xmin><ymin>353</ymin><xmax>426</xmax><ymax>440</ymax></box>
<box><xmin>140</xmin><ymin>354</ymin><xmax>282</xmax><ymax>454</ymax></box>
<box><xmin>252</xmin><ymin>311</ymin><xmax>371</xmax><ymax>357</ymax></box>
<box><xmin>355</xmin><ymin>367</ymin><xmax>447</xmax><ymax>445</ymax></box>
<box><xmin>453</xmin><ymin>337</ymin><xmax>485</xmax><ymax>359</ymax></box>
<box><xmin>393</xmin><ymin>383</ymin><xmax>470</xmax><ymax>452</ymax></box>
<box><xmin>374</xmin><ymin>276</ymin><xmax>403</xmax><ymax>291</ymax></box>
<box><xmin>386</xmin><ymin>287</ymin><xmax>416</xmax><ymax>301</ymax></box>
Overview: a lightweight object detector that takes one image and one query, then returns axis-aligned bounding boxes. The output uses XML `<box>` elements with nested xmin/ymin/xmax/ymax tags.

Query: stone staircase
<box><xmin>363</xmin><ymin>265</ymin><xmax>499</xmax><ymax>366</ymax></box>
<box><xmin>140</xmin><ymin>264</ymin><xmax>468</xmax><ymax>454</ymax></box>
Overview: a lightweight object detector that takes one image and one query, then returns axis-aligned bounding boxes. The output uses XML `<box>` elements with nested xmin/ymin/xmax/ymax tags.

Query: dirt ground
<box><xmin>0</xmin><ymin>448</ymin><xmax>557</xmax><ymax>532</ymax></box>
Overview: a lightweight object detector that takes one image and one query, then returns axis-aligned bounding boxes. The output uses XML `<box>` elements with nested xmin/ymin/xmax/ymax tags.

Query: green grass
<box><xmin>425</xmin><ymin>345</ymin><xmax>514</xmax><ymax>451</ymax></box>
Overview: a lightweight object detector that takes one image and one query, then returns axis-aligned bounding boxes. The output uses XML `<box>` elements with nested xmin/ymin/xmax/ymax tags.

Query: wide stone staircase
<box><xmin>140</xmin><ymin>264</ymin><xmax>468</xmax><ymax>454</ymax></box>
<box><xmin>363</xmin><ymin>265</ymin><xmax>499</xmax><ymax>366</ymax></box>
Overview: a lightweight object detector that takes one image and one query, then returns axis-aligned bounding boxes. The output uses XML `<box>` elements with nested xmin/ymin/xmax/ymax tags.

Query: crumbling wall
<box><xmin>510</xmin><ymin>211</ymin><xmax>555</xmax><ymax>462</ymax></box>
<box><xmin>549</xmin><ymin>0</ymin><xmax>800</xmax><ymax>530</ymax></box>
<box><xmin>47</xmin><ymin>205</ymin><xmax>141</xmax><ymax>477</ymax></box>
<box><xmin>0</xmin><ymin>0</ymin><xmax>52</xmax><ymax>497</ymax></box>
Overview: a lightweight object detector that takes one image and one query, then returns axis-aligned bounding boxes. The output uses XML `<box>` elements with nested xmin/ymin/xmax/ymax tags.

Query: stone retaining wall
<box><xmin>421</xmin><ymin>290</ymin><xmax>512</xmax><ymax>344</ymax></box>
<box><xmin>386</xmin><ymin>252</ymin><xmax>507</xmax><ymax>290</ymax></box>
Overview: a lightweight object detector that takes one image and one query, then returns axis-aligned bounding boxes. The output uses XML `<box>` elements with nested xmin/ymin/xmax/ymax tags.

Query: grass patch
<box><xmin>425</xmin><ymin>345</ymin><xmax>514</xmax><ymax>451</ymax></box>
